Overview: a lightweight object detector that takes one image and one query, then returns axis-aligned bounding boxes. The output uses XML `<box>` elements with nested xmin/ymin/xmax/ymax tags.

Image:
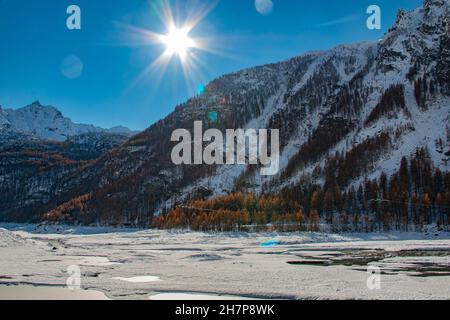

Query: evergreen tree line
<box><xmin>365</xmin><ymin>84</ymin><xmax>407</xmax><ymax>125</ymax></box>
<box><xmin>414</xmin><ymin>76</ymin><xmax>439</xmax><ymax>110</ymax></box>
<box><xmin>154</xmin><ymin>148</ymin><xmax>450</xmax><ymax>233</ymax></box>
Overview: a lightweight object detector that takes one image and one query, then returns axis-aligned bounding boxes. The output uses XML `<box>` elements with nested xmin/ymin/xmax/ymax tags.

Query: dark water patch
<box><xmin>258</xmin><ymin>251</ymin><xmax>289</xmax><ymax>255</ymax></box>
<box><xmin>396</xmin><ymin>249</ymin><xmax>450</xmax><ymax>257</ymax></box>
<box><xmin>410</xmin><ymin>272</ymin><xmax>450</xmax><ymax>277</ymax></box>
<box><xmin>152</xmin><ymin>248</ymin><xmax>203</xmax><ymax>252</ymax></box>
<box><xmin>287</xmin><ymin>260</ymin><xmax>332</xmax><ymax>266</ymax></box>
<box><xmin>216</xmin><ymin>247</ymin><xmax>242</xmax><ymax>252</ymax></box>
<box><xmin>286</xmin><ymin>248</ymin><xmax>450</xmax><ymax>278</ymax></box>
<box><xmin>398</xmin><ymin>262</ymin><xmax>450</xmax><ymax>277</ymax></box>
<box><xmin>289</xmin><ymin>250</ymin><xmax>390</xmax><ymax>267</ymax></box>
<box><xmin>289</xmin><ymin>248</ymin><xmax>385</xmax><ymax>253</ymax></box>
<box><xmin>184</xmin><ymin>254</ymin><xmax>224</xmax><ymax>262</ymax></box>
<box><xmin>0</xmin><ymin>281</ymin><xmax>64</xmax><ymax>287</ymax></box>
<box><xmin>83</xmin><ymin>272</ymin><xmax>101</xmax><ymax>278</ymax></box>
<box><xmin>353</xmin><ymin>263</ymin><xmax>450</xmax><ymax>277</ymax></box>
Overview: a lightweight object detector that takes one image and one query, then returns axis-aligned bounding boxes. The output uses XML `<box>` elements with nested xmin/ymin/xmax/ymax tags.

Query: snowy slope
<box><xmin>160</xmin><ymin>0</ymin><xmax>450</xmax><ymax>205</ymax></box>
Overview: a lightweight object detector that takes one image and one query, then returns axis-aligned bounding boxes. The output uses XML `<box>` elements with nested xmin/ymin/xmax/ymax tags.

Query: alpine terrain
<box><xmin>1</xmin><ymin>0</ymin><xmax>449</xmax><ymax>231</ymax></box>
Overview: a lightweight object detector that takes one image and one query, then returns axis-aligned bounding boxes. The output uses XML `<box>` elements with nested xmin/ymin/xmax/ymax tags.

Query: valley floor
<box><xmin>0</xmin><ymin>225</ymin><xmax>449</xmax><ymax>300</ymax></box>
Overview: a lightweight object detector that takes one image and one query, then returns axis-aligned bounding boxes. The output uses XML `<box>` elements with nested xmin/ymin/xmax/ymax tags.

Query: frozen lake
<box><xmin>0</xmin><ymin>285</ymin><xmax>109</xmax><ymax>300</ymax></box>
<box><xmin>0</xmin><ymin>226</ymin><xmax>449</xmax><ymax>300</ymax></box>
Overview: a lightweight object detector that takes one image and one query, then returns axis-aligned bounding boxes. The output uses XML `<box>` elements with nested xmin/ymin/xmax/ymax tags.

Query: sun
<box><xmin>160</xmin><ymin>25</ymin><xmax>196</xmax><ymax>60</ymax></box>
<box><xmin>115</xmin><ymin>0</ymin><xmax>223</xmax><ymax>94</ymax></box>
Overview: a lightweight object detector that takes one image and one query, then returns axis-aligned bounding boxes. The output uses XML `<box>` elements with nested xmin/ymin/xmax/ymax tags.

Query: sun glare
<box><xmin>160</xmin><ymin>25</ymin><xmax>196</xmax><ymax>60</ymax></box>
<box><xmin>117</xmin><ymin>0</ymin><xmax>222</xmax><ymax>94</ymax></box>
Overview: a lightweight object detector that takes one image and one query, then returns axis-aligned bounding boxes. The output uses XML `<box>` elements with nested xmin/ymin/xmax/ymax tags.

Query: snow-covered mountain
<box><xmin>0</xmin><ymin>101</ymin><xmax>136</xmax><ymax>142</ymax></box>
<box><xmin>159</xmin><ymin>0</ymin><xmax>450</xmax><ymax>206</ymax></box>
<box><xmin>1</xmin><ymin>0</ymin><xmax>449</xmax><ymax>224</ymax></box>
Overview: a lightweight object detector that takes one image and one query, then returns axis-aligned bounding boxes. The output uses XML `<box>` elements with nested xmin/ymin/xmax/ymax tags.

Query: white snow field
<box><xmin>0</xmin><ymin>226</ymin><xmax>449</xmax><ymax>300</ymax></box>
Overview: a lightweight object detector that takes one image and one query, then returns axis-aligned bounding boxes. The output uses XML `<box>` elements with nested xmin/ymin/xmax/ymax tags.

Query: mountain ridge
<box><xmin>0</xmin><ymin>101</ymin><xmax>138</xmax><ymax>142</ymax></box>
<box><xmin>1</xmin><ymin>0</ymin><xmax>449</xmax><ymax>226</ymax></box>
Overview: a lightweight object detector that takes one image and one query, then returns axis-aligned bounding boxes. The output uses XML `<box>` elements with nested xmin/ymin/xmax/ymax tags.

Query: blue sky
<box><xmin>0</xmin><ymin>0</ymin><xmax>422</xmax><ymax>130</ymax></box>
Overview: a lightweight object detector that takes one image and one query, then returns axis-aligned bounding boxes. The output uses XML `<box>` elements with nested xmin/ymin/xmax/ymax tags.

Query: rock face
<box><xmin>1</xmin><ymin>1</ymin><xmax>449</xmax><ymax>224</ymax></box>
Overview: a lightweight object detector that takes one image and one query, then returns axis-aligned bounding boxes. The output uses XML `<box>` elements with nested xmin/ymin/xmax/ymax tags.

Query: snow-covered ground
<box><xmin>0</xmin><ymin>226</ymin><xmax>449</xmax><ymax>300</ymax></box>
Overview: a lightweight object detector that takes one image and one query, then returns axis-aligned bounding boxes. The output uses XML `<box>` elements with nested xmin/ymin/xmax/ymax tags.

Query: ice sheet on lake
<box><xmin>1</xmin><ymin>226</ymin><xmax>450</xmax><ymax>300</ymax></box>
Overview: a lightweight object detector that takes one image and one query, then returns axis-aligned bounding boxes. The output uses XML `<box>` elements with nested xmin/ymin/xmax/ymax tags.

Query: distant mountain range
<box><xmin>0</xmin><ymin>101</ymin><xmax>137</xmax><ymax>142</ymax></box>
<box><xmin>0</xmin><ymin>0</ymin><xmax>449</xmax><ymax>226</ymax></box>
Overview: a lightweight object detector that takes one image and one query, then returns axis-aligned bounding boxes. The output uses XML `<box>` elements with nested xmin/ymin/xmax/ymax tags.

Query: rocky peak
<box><xmin>0</xmin><ymin>101</ymin><xmax>136</xmax><ymax>142</ymax></box>
<box><xmin>26</xmin><ymin>101</ymin><xmax>60</xmax><ymax>114</ymax></box>
<box><xmin>395</xmin><ymin>9</ymin><xmax>406</xmax><ymax>25</ymax></box>
<box><xmin>424</xmin><ymin>0</ymin><xmax>446</xmax><ymax>11</ymax></box>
